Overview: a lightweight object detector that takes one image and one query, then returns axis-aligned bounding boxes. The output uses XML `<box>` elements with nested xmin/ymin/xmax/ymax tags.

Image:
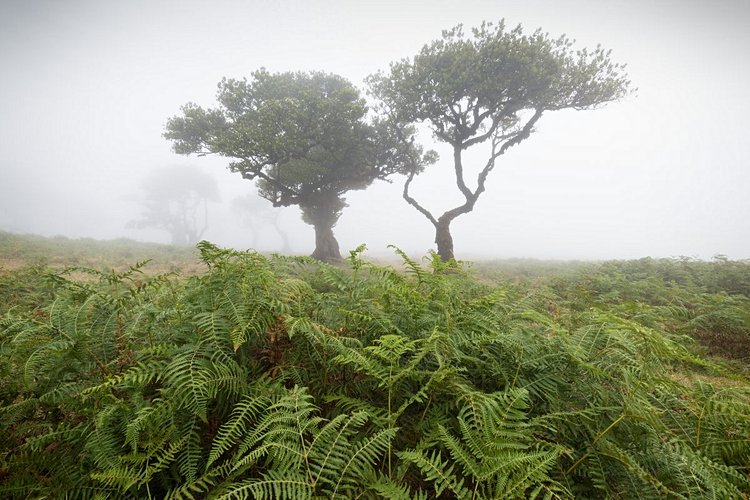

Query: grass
<box><xmin>0</xmin><ymin>230</ymin><xmax>202</xmax><ymax>275</ymax></box>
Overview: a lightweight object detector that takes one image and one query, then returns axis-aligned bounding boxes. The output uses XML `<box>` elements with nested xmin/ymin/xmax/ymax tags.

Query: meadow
<box><xmin>1</xmin><ymin>231</ymin><xmax>748</xmax><ymax>498</ymax></box>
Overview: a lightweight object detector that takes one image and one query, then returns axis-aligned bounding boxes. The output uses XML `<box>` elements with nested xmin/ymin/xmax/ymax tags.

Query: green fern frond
<box><xmin>215</xmin><ymin>470</ymin><xmax>312</xmax><ymax>500</ymax></box>
<box><xmin>89</xmin><ymin>464</ymin><xmax>142</xmax><ymax>492</ymax></box>
<box><xmin>367</xmin><ymin>473</ymin><xmax>429</xmax><ymax>500</ymax></box>
<box><xmin>388</xmin><ymin>245</ymin><xmax>431</xmax><ymax>284</ymax></box>
<box><xmin>124</xmin><ymin>400</ymin><xmax>175</xmax><ymax>451</ymax></box>
<box><xmin>329</xmin><ymin>426</ymin><xmax>398</xmax><ymax>497</ymax></box>
<box><xmin>177</xmin><ymin>420</ymin><xmax>204</xmax><ymax>482</ymax></box>
<box><xmin>207</xmin><ymin>393</ymin><xmax>270</xmax><ymax>467</ymax></box>
<box><xmin>398</xmin><ymin>449</ymin><xmax>471</xmax><ymax>499</ymax></box>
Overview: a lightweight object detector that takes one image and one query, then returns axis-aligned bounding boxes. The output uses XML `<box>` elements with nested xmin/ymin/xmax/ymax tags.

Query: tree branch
<box><xmin>461</xmin><ymin>115</ymin><xmax>501</xmax><ymax>150</ymax></box>
<box><xmin>438</xmin><ymin>108</ymin><xmax>544</xmax><ymax>225</ymax></box>
<box><xmin>461</xmin><ymin>99</ymin><xmax>523</xmax><ymax>150</ymax></box>
<box><xmin>380</xmin><ymin>110</ymin><xmax>440</xmax><ymax>227</ymax></box>
<box><xmin>475</xmin><ymin>108</ymin><xmax>544</xmax><ymax>194</ymax></box>
<box><xmin>403</xmin><ymin>169</ymin><xmax>438</xmax><ymax>227</ymax></box>
<box><xmin>452</xmin><ymin>147</ymin><xmax>473</xmax><ymax>201</ymax></box>
<box><xmin>240</xmin><ymin>166</ymin><xmax>302</xmax><ymax>203</ymax></box>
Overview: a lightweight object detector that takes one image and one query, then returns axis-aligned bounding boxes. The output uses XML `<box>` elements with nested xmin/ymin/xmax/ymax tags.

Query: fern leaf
<box><xmin>398</xmin><ymin>449</ymin><xmax>471</xmax><ymax>499</ymax></box>
<box><xmin>207</xmin><ymin>394</ymin><xmax>269</xmax><ymax>467</ymax></box>
<box><xmin>216</xmin><ymin>470</ymin><xmax>312</xmax><ymax>500</ymax></box>
<box><xmin>330</xmin><ymin>426</ymin><xmax>398</xmax><ymax>497</ymax></box>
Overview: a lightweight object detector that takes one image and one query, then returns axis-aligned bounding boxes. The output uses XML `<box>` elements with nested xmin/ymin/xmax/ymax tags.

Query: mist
<box><xmin>1</xmin><ymin>0</ymin><xmax>749</xmax><ymax>260</ymax></box>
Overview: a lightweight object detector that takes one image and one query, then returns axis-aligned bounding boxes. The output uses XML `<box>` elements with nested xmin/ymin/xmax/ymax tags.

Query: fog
<box><xmin>1</xmin><ymin>0</ymin><xmax>749</xmax><ymax>260</ymax></box>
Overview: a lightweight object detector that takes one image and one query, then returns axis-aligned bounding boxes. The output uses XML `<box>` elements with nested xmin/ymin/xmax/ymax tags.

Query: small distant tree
<box><xmin>231</xmin><ymin>193</ymin><xmax>291</xmax><ymax>253</ymax></box>
<box><xmin>164</xmin><ymin>69</ymin><xmax>433</xmax><ymax>261</ymax></box>
<box><xmin>368</xmin><ymin>21</ymin><xmax>631</xmax><ymax>261</ymax></box>
<box><xmin>128</xmin><ymin>166</ymin><xmax>219</xmax><ymax>245</ymax></box>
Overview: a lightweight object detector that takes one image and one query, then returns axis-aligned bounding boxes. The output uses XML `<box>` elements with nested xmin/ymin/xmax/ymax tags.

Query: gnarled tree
<box><xmin>165</xmin><ymin>69</ymin><xmax>432</xmax><ymax>261</ymax></box>
<box><xmin>368</xmin><ymin>22</ymin><xmax>631</xmax><ymax>261</ymax></box>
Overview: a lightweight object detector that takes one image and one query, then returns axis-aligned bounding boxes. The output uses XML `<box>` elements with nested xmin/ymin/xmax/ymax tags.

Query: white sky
<box><xmin>1</xmin><ymin>0</ymin><xmax>749</xmax><ymax>260</ymax></box>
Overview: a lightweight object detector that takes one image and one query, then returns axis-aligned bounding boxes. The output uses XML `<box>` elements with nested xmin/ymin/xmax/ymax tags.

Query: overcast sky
<box><xmin>1</xmin><ymin>0</ymin><xmax>749</xmax><ymax>260</ymax></box>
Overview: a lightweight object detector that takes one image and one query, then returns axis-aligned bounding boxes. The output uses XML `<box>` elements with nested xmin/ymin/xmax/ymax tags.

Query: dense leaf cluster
<box><xmin>1</xmin><ymin>244</ymin><xmax>749</xmax><ymax>498</ymax></box>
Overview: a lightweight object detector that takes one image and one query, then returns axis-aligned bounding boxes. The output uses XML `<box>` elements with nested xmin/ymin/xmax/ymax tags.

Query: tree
<box><xmin>128</xmin><ymin>166</ymin><xmax>219</xmax><ymax>245</ymax></box>
<box><xmin>164</xmin><ymin>69</ymin><xmax>433</xmax><ymax>261</ymax></box>
<box><xmin>368</xmin><ymin>21</ymin><xmax>631</xmax><ymax>261</ymax></box>
<box><xmin>231</xmin><ymin>193</ymin><xmax>291</xmax><ymax>253</ymax></box>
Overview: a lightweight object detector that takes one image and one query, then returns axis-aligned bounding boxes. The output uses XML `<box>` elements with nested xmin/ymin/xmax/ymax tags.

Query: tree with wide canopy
<box><xmin>165</xmin><ymin>69</ymin><xmax>433</xmax><ymax>261</ymax></box>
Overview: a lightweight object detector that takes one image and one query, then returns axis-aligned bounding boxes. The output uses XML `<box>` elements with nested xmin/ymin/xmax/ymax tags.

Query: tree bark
<box><xmin>311</xmin><ymin>222</ymin><xmax>341</xmax><ymax>261</ymax></box>
<box><xmin>434</xmin><ymin>219</ymin><xmax>455</xmax><ymax>262</ymax></box>
<box><xmin>301</xmin><ymin>193</ymin><xmax>345</xmax><ymax>262</ymax></box>
<box><xmin>398</xmin><ymin>108</ymin><xmax>546</xmax><ymax>262</ymax></box>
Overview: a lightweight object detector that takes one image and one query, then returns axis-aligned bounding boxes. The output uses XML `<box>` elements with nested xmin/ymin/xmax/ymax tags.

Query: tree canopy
<box><xmin>165</xmin><ymin>69</ymin><xmax>433</xmax><ymax>260</ymax></box>
<box><xmin>368</xmin><ymin>21</ymin><xmax>631</xmax><ymax>261</ymax></box>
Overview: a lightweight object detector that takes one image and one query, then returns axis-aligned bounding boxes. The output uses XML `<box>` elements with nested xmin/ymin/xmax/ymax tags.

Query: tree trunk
<box><xmin>301</xmin><ymin>193</ymin><xmax>345</xmax><ymax>262</ymax></box>
<box><xmin>273</xmin><ymin>223</ymin><xmax>291</xmax><ymax>253</ymax></box>
<box><xmin>435</xmin><ymin>220</ymin><xmax>455</xmax><ymax>262</ymax></box>
<box><xmin>311</xmin><ymin>222</ymin><xmax>341</xmax><ymax>261</ymax></box>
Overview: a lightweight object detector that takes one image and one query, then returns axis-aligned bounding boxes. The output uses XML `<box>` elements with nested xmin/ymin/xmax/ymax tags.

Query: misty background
<box><xmin>1</xmin><ymin>0</ymin><xmax>748</xmax><ymax>260</ymax></box>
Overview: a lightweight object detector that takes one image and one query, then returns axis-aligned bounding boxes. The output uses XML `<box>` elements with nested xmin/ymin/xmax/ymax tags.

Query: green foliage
<box><xmin>370</xmin><ymin>21</ymin><xmax>630</xmax><ymax>132</ymax></box>
<box><xmin>164</xmin><ymin>70</ymin><xmax>435</xmax><ymax>260</ymax></box>
<box><xmin>400</xmin><ymin>388</ymin><xmax>565</xmax><ymax>499</ymax></box>
<box><xmin>368</xmin><ymin>20</ymin><xmax>632</xmax><ymax>261</ymax></box>
<box><xmin>1</xmin><ymin>242</ymin><xmax>749</xmax><ymax>498</ymax></box>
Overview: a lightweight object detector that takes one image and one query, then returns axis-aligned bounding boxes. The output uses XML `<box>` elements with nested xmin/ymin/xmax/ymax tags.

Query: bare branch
<box><xmin>403</xmin><ymin>170</ymin><xmax>438</xmax><ymax>227</ymax></box>
<box><xmin>240</xmin><ymin>166</ymin><xmax>302</xmax><ymax>202</ymax></box>
<box><xmin>475</xmin><ymin>108</ymin><xmax>544</xmax><ymax>194</ymax></box>
<box><xmin>461</xmin><ymin>114</ymin><xmax>501</xmax><ymax>150</ymax></box>
<box><xmin>461</xmin><ymin>100</ymin><xmax>522</xmax><ymax>149</ymax></box>
<box><xmin>452</xmin><ymin>147</ymin><xmax>473</xmax><ymax>201</ymax></box>
<box><xmin>436</xmin><ymin>109</ymin><xmax>544</xmax><ymax>226</ymax></box>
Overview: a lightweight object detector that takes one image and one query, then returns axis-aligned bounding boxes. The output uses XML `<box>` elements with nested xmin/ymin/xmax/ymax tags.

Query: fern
<box><xmin>2</xmin><ymin>243</ymin><xmax>749</xmax><ymax>498</ymax></box>
<box><xmin>399</xmin><ymin>449</ymin><xmax>472</xmax><ymax>498</ymax></box>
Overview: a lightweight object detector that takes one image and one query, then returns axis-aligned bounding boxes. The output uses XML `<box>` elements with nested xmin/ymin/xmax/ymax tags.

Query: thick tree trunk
<box><xmin>434</xmin><ymin>220</ymin><xmax>455</xmax><ymax>262</ymax></box>
<box><xmin>301</xmin><ymin>193</ymin><xmax>345</xmax><ymax>262</ymax></box>
<box><xmin>311</xmin><ymin>222</ymin><xmax>341</xmax><ymax>261</ymax></box>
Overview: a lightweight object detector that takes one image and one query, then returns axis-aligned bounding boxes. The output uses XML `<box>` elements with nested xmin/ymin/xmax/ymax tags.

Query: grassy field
<box><xmin>1</xmin><ymin>231</ymin><xmax>749</xmax><ymax>498</ymax></box>
<box><xmin>0</xmin><ymin>230</ymin><xmax>202</xmax><ymax>274</ymax></box>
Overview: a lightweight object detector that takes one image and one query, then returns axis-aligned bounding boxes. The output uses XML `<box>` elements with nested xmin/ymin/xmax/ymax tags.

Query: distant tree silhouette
<box><xmin>231</xmin><ymin>193</ymin><xmax>291</xmax><ymax>253</ymax></box>
<box><xmin>128</xmin><ymin>166</ymin><xmax>219</xmax><ymax>245</ymax></box>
